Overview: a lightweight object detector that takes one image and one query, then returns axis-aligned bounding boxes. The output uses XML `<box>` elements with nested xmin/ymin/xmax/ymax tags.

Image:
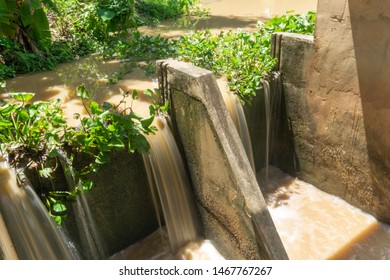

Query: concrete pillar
<box><xmin>158</xmin><ymin>60</ymin><xmax>288</xmax><ymax>259</ymax></box>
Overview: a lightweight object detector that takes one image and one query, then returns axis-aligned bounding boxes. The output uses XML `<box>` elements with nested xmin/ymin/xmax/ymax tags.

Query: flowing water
<box><xmin>139</xmin><ymin>0</ymin><xmax>318</xmax><ymax>37</ymax></box>
<box><xmin>220</xmin><ymin>83</ymin><xmax>256</xmax><ymax>171</ymax></box>
<box><xmin>257</xmin><ymin>167</ymin><xmax>390</xmax><ymax>260</ymax></box>
<box><xmin>255</xmin><ymin>73</ymin><xmax>390</xmax><ymax>260</ymax></box>
<box><xmin>11</xmin><ymin>0</ymin><xmax>384</xmax><ymax>261</ymax></box>
<box><xmin>262</xmin><ymin>79</ymin><xmax>271</xmax><ymax>182</ymax></box>
<box><xmin>113</xmin><ymin>116</ymin><xmax>225</xmax><ymax>260</ymax></box>
<box><xmin>0</xmin><ymin>156</ymin><xmax>75</xmax><ymax>259</ymax></box>
<box><xmin>59</xmin><ymin>155</ymin><xmax>106</xmax><ymax>260</ymax></box>
<box><xmin>215</xmin><ymin>71</ymin><xmax>390</xmax><ymax>260</ymax></box>
<box><xmin>142</xmin><ymin>117</ymin><xmax>201</xmax><ymax>252</ymax></box>
<box><xmin>145</xmin><ymin>118</ymin><xmax>200</xmax><ymax>251</ymax></box>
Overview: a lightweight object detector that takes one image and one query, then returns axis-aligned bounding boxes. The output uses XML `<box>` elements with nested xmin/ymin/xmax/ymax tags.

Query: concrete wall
<box><xmin>157</xmin><ymin>60</ymin><xmax>288</xmax><ymax>259</ymax></box>
<box><xmin>63</xmin><ymin>151</ymin><xmax>159</xmax><ymax>258</ymax></box>
<box><xmin>244</xmin><ymin>72</ymin><xmax>298</xmax><ymax>176</ymax></box>
<box><xmin>275</xmin><ymin>0</ymin><xmax>390</xmax><ymax>221</ymax></box>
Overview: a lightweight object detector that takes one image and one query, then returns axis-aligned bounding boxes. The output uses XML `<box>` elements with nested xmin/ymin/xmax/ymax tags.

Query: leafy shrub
<box><xmin>0</xmin><ymin>0</ymin><xmax>200</xmax><ymax>80</ymax></box>
<box><xmin>135</xmin><ymin>0</ymin><xmax>200</xmax><ymax>25</ymax></box>
<box><xmin>0</xmin><ymin>0</ymin><xmax>58</xmax><ymax>52</ymax></box>
<box><xmin>175</xmin><ymin>11</ymin><xmax>316</xmax><ymax>103</ymax></box>
<box><xmin>0</xmin><ymin>83</ymin><xmax>163</xmax><ymax>224</ymax></box>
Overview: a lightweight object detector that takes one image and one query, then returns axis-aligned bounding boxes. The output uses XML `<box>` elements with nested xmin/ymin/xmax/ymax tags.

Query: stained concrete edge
<box><xmin>158</xmin><ymin>59</ymin><xmax>288</xmax><ymax>259</ymax></box>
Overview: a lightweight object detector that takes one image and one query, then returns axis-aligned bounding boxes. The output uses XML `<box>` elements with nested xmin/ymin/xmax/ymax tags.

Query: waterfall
<box><xmin>0</xmin><ymin>209</ymin><xmax>18</xmax><ymax>259</ymax></box>
<box><xmin>59</xmin><ymin>154</ymin><xmax>106</xmax><ymax>260</ymax></box>
<box><xmin>263</xmin><ymin>78</ymin><xmax>271</xmax><ymax>183</ymax></box>
<box><xmin>221</xmin><ymin>91</ymin><xmax>256</xmax><ymax>171</ymax></box>
<box><xmin>142</xmin><ymin>116</ymin><xmax>201</xmax><ymax>253</ymax></box>
<box><xmin>0</xmin><ymin>156</ymin><xmax>75</xmax><ymax>259</ymax></box>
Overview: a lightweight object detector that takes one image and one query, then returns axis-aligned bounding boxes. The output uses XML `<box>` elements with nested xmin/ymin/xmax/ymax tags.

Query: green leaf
<box><xmin>89</xmin><ymin>101</ymin><xmax>102</xmax><ymax>115</ymax></box>
<box><xmin>17</xmin><ymin>110</ymin><xmax>29</xmax><ymax>121</ymax></box>
<box><xmin>39</xmin><ymin>167</ymin><xmax>53</xmax><ymax>178</ymax></box>
<box><xmin>0</xmin><ymin>117</ymin><xmax>12</xmax><ymax>127</ymax></box>
<box><xmin>97</xmin><ymin>9</ymin><xmax>116</xmax><ymax>21</ymax></box>
<box><xmin>75</xmin><ymin>134</ymin><xmax>87</xmax><ymax>145</ymax></box>
<box><xmin>0</xmin><ymin>37</ymin><xmax>15</xmax><ymax>49</ymax></box>
<box><xmin>20</xmin><ymin>1</ymin><xmax>34</xmax><ymax>26</ymax></box>
<box><xmin>132</xmin><ymin>89</ymin><xmax>138</xmax><ymax>100</ymax></box>
<box><xmin>133</xmin><ymin>31</ymin><xmax>141</xmax><ymax>40</ymax></box>
<box><xmin>130</xmin><ymin>111</ymin><xmax>142</xmax><ymax>120</ymax></box>
<box><xmin>108</xmin><ymin>138</ymin><xmax>124</xmax><ymax>149</ymax></box>
<box><xmin>21</xmin><ymin>124</ymin><xmax>28</xmax><ymax>135</ymax></box>
<box><xmin>29</xmin><ymin>0</ymin><xmax>42</xmax><ymax>10</ymax></box>
<box><xmin>134</xmin><ymin>135</ymin><xmax>150</xmax><ymax>154</ymax></box>
<box><xmin>11</xmin><ymin>92</ymin><xmax>35</xmax><ymax>102</ymax></box>
<box><xmin>102</xmin><ymin>102</ymin><xmax>112</xmax><ymax>110</ymax></box>
<box><xmin>98</xmin><ymin>110</ymin><xmax>110</xmax><ymax>119</ymax></box>
<box><xmin>41</xmin><ymin>0</ymin><xmax>59</xmax><ymax>14</ymax></box>
<box><xmin>76</xmin><ymin>85</ymin><xmax>90</xmax><ymax>99</ymax></box>
<box><xmin>20</xmin><ymin>2</ymin><xmax>52</xmax><ymax>49</ymax></box>
<box><xmin>51</xmin><ymin>215</ymin><xmax>63</xmax><ymax>226</ymax></box>
<box><xmin>48</xmin><ymin>149</ymin><xmax>59</xmax><ymax>158</ymax></box>
<box><xmin>143</xmin><ymin>89</ymin><xmax>154</xmax><ymax>98</ymax></box>
<box><xmin>95</xmin><ymin>152</ymin><xmax>109</xmax><ymax>164</ymax></box>
<box><xmin>52</xmin><ymin>201</ymin><xmax>67</xmax><ymax>214</ymax></box>
<box><xmin>52</xmin><ymin>115</ymin><xmax>66</xmax><ymax>126</ymax></box>
<box><xmin>81</xmin><ymin>180</ymin><xmax>93</xmax><ymax>191</ymax></box>
<box><xmin>140</xmin><ymin>116</ymin><xmax>154</xmax><ymax>129</ymax></box>
<box><xmin>149</xmin><ymin>104</ymin><xmax>156</xmax><ymax>116</ymax></box>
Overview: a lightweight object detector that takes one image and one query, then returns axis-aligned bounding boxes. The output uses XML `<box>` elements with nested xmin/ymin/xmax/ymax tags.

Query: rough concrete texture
<box><xmin>63</xmin><ymin>151</ymin><xmax>159</xmax><ymax>258</ymax></box>
<box><xmin>158</xmin><ymin>59</ymin><xmax>288</xmax><ymax>259</ymax></box>
<box><xmin>276</xmin><ymin>0</ymin><xmax>390</xmax><ymax>221</ymax></box>
<box><xmin>244</xmin><ymin>73</ymin><xmax>298</xmax><ymax>177</ymax></box>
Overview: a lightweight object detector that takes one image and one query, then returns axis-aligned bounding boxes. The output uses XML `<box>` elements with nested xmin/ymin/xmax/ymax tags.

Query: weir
<box><xmin>0</xmin><ymin>156</ymin><xmax>75</xmax><ymax>260</ymax></box>
<box><xmin>2</xmin><ymin>0</ymin><xmax>390</xmax><ymax>260</ymax></box>
<box><xmin>142</xmin><ymin>116</ymin><xmax>201</xmax><ymax>252</ymax></box>
<box><xmin>59</xmin><ymin>155</ymin><xmax>106</xmax><ymax>260</ymax></box>
<box><xmin>221</xmin><ymin>90</ymin><xmax>255</xmax><ymax>171</ymax></box>
<box><xmin>157</xmin><ymin>59</ymin><xmax>288</xmax><ymax>259</ymax></box>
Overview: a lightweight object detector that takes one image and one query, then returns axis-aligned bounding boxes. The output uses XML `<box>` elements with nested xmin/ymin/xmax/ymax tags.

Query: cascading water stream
<box><xmin>253</xmin><ymin>73</ymin><xmax>390</xmax><ymax>259</ymax></box>
<box><xmin>262</xmin><ymin>79</ymin><xmax>271</xmax><ymax>183</ymax></box>
<box><xmin>142</xmin><ymin>116</ymin><xmax>201</xmax><ymax>253</ymax></box>
<box><xmin>0</xmin><ymin>209</ymin><xmax>18</xmax><ymax>260</ymax></box>
<box><xmin>0</xmin><ymin>155</ymin><xmax>75</xmax><ymax>259</ymax></box>
<box><xmin>221</xmin><ymin>91</ymin><xmax>256</xmax><ymax>171</ymax></box>
<box><xmin>58</xmin><ymin>153</ymin><xmax>106</xmax><ymax>260</ymax></box>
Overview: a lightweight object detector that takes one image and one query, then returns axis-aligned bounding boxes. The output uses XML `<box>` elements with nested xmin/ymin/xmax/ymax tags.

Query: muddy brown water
<box><xmin>258</xmin><ymin>167</ymin><xmax>390</xmax><ymax>260</ymax></box>
<box><xmin>139</xmin><ymin>0</ymin><xmax>318</xmax><ymax>37</ymax></box>
<box><xmin>8</xmin><ymin>0</ymin><xmax>390</xmax><ymax>260</ymax></box>
<box><xmin>4</xmin><ymin>0</ymin><xmax>318</xmax><ymax>124</ymax></box>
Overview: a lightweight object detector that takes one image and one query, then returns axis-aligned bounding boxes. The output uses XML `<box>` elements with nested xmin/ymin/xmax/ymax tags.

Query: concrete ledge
<box><xmin>158</xmin><ymin>60</ymin><xmax>288</xmax><ymax>259</ymax></box>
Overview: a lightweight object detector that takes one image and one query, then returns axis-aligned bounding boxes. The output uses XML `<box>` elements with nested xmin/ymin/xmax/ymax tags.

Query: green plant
<box><xmin>116</xmin><ymin>31</ymin><xmax>176</xmax><ymax>60</ymax></box>
<box><xmin>0</xmin><ymin>0</ymin><xmax>58</xmax><ymax>52</ymax></box>
<box><xmin>175</xmin><ymin>27</ymin><xmax>275</xmax><ymax>104</ymax></box>
<box><xmin>135</xmin><ymin>0</ymin><xmax>200</xmax><ymax>25</ymax></box>
<box><xmin>175</xmin><ymin>11</ymin><xmax>316</xmax><ymax>103</ymax></box>
<box><xmin>0</xmin><ymin>0</ymin><xmax>201</xmax><ymax>80</ymax></box>
<box><xmin>72</xmin><ymin>85</ymin><xmax>157</xmax><ymax>174</ymax></box>
<box><xmin>264</xmin><ymin>10</ymin><xmax>316</xmax><ymax>35</ymax></box>
<box><xmin>0</xmin><ymin>82</ymin><xmax>162</xmax><ymax>224</ymax></box>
